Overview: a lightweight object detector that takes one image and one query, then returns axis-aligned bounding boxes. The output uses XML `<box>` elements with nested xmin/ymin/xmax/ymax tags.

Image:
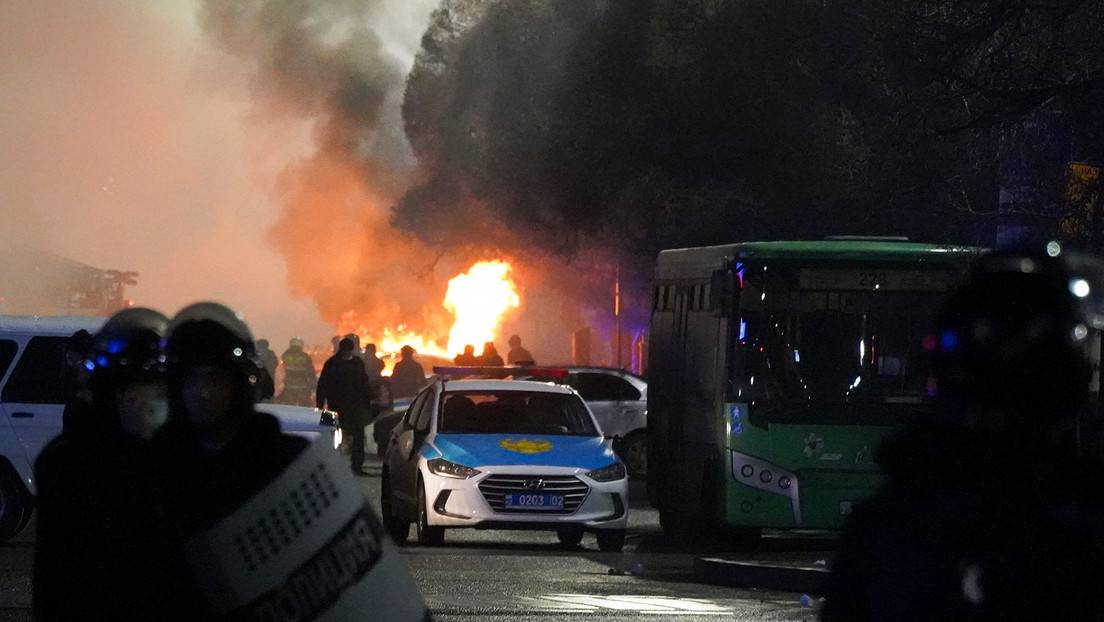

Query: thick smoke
<box><xmin>200</xmin><ymin>0</ymin><xmax>598</xmax><ymax>362</ymax></box>
<box><xmin>198</xmin><ymin>0</ymin><xmax>473</xmax><ymax>345</ymax></box>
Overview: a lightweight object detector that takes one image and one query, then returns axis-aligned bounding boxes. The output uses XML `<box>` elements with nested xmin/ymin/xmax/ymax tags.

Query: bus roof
<box><xmin>656</xmin><ymin>240</ymin><xmax>981</xmax><ymax>278</ymax></box>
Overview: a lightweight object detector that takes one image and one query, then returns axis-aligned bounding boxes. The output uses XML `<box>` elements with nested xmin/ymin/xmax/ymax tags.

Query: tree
<box><xmin>397</xmin><ymin>0</ymin><xmax>1104</xmax><ymax>258</ymax></box>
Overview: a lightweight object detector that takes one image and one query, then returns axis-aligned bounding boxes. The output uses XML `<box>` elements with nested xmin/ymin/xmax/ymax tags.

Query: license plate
<box><xmin>505</xmin><ymin>493</ymin><xmax>565</xmax><ymax>510</ymax></box>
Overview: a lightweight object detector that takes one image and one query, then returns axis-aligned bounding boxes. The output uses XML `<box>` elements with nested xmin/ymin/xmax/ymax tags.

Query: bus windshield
<box><xmin>730</xmin><ymin>263</ymin><xmax>952</xmax><ymax>424</ymax></box>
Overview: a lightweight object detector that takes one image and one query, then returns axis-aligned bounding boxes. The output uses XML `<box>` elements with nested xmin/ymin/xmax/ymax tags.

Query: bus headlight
<box><xmin>587</xmin><ymin>462</ymin><xmax>627</xmax><ymax>482</ymax></box>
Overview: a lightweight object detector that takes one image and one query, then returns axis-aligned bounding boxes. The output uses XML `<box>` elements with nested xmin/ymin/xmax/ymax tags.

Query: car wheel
<box><xmin>596</xmin><ymin>529</ymin><xmax>626</xmax><ymax>553</ymax></box>
<box><xmin>556</xmin><ymin>526</ymin><xmax>585</xmax><ymax>548</ymax></box>
<box><xmin>381</xmin><ymin>473</ymin><xmax>409</xmax><ymax>544</ymax></box>
<box><xmin>0</xmin><ymin>469</ymin><xmax>29</xmax><ymax>543</ymax></box>
<box><xmin>416</xmin><ymin>478</ymin><xmax>445</xmax><ymax>546</ymax></box>
<box><xmin>620</xmin><ymin>432</ymin><xmax>647</xmax><ymax>479</ymax></box>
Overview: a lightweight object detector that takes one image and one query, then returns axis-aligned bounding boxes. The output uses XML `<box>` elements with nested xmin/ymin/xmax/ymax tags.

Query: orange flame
<box><xmin>444</xmin><ymin>260</ymin><xmax>520</xmax><ymax>355</ymax></box>
<box><xmin>375</xmin><ymin>327</ymin><xmax>451</xmax><ymax>359</ymax></box>
<box><xmin>343</xmin><ymin>260</ymin><xmax>520</xmax><ymax>361</ymax></box>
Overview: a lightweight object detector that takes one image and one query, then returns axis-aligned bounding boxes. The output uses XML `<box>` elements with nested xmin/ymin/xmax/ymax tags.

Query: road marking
<box><xmin>522</xmin><ymin>594</ymin><xmax>732</xmax><ymax>614</ymax></box>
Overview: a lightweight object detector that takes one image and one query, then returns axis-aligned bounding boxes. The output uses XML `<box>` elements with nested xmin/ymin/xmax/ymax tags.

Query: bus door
<box><xmin>646</xmin><ymin>282</ymin><xmax>689</xmax><ymax>516</ymax></box>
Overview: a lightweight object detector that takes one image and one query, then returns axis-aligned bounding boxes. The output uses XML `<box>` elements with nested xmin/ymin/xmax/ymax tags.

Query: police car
<box><xmin>380</xmin><ymin>374</ymin><xmax>629</xmax><ymax>551</ymax></box>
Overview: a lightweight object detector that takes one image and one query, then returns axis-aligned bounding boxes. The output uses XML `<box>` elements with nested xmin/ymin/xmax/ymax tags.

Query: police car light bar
<box><xmin>432</xmin><ymin>366</ymin><xmax>570</xmax><ymax>379</ymax></box>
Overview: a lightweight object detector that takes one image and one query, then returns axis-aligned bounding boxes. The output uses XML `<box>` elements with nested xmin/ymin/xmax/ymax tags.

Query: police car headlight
<box><xmin>427</xmin><ymin>458</ymin><xmax>481</xmax><ymax>479</ymax></box>
<box><xmin>332</xmin><ymin>427</ymin><xmax>343</xmax><ymax>450</ymax></box>
<box><xmin>586</xmin><ymin>462</ymin><xmax>627</xmax><ymax>482</ymax></box>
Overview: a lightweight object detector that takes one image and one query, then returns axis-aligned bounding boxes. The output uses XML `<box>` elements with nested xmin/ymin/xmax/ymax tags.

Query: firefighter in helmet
<box><xmin>279</xmin><ymin>336</ymin><xmax>317</xmax><ymax>406</ymax></box>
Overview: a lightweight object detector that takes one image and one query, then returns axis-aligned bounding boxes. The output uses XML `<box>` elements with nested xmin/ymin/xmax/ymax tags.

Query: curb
<box><xmin>693</xmin><ymin>557</ymin><xmax>830</xmax><ymax>594</ymax></box>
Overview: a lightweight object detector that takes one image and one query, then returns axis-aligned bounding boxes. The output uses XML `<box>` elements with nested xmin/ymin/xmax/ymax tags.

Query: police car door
<box><xmin>390</xmin><ymin>389</ymin><xmax>431</xmax><ymax>513</ymax></box>
<box><xmin>0</xmin><ymin>336</ymin><xmax>69</xmax><ymax>470</ymax></box>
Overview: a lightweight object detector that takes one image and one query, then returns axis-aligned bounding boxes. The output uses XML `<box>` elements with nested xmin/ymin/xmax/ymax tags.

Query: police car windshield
<box><xmin>438</xmin><ymin>390</ymin><xmax>598</xmax><ymax>436</ymax></box>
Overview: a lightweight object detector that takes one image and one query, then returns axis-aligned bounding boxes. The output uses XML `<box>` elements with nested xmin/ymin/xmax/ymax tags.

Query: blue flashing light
<box><xmin>793</xmin><ymin>349</ymin><xmax>801</xmax><ymax>363</ymax></box>
<box><xmin>96</xmin><ymin>355</ymin><xmax>110</xmax><ymax>368</ymax></box>
<box><xmin>939</xmin><ymin>330</ymin><xmax>959</xmax><ymax>351</ymax></box>
<box><xmin>106</xmin><ymin>339</ymin><xmax>126</xmax><ymax>354</ymax></box>
<box><xmin>83</xmin><ymin>360</ymin><xmax>95</xmax><ymax>371</ymax></box>
<box><xmin>738</xmin><ymin>319</ymin><xmax>747</xmax><ymax>341</ymax></box>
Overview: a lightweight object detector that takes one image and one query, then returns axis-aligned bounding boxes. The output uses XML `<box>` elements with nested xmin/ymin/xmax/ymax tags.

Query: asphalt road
<box><xmin>0</xmin><ymin>446</ymin><xmax>820</xmax><ymax>621</ymax></box>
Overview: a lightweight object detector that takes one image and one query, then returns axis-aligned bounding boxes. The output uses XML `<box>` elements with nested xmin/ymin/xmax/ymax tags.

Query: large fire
<box><xmin>344</xmin><ymin>260</ymin><xmax>521</xmax><ymax>363</ymax></box>
<box><xmin>443</xmin><ymin>260</ymin><xmax>520</xmax><ymax>355</ymax></box>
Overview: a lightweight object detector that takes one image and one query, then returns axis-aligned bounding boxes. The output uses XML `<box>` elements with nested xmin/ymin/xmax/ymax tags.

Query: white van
<box><xmin>0</xmin><ymin>315</ymin><xmax>337</xmax><ymax>542</ymax></box>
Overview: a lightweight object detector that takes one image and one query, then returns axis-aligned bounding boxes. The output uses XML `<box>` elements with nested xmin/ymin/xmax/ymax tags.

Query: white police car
<box><xmin>0</xmin><ymin>315</ymin><xmax>339</xmax><ymax>542</ymax></box>
<box><xmin>380</xmin><ymin>377</ymin><xmax>629</xmax><ymax>551</ymax></box>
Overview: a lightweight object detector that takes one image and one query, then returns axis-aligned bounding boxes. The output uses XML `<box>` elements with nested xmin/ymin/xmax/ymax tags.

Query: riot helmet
<box><xmin>166</xmin><ymin>302</ymin><xmax>264</xmax><ymax>435</ymax></box>
<box><xmin>931</xmin><ymin>248</ymin><xmax>1093</xmax><ymax>433</ymax></box>
<box><xmin>88</xmin><ymin>308</ymin><xmax>170</xmax><ymax>438</ymax></box>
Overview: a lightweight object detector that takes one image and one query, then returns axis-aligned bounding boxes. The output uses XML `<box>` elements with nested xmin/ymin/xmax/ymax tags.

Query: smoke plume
<box><xmin>199</xmin><ymin>0</ymin><xmax>467</xmax><ymax>344</ymax></box>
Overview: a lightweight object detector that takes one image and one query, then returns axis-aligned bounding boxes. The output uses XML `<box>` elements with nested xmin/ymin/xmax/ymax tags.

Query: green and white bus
<box><xmin>646</xmin><ymin>239</ymin><xmax>979</xmax><ymax>538</ymax></box>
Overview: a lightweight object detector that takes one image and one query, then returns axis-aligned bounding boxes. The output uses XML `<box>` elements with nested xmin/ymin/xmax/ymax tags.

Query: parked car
<box><xmin>517</xmin><ymin>367</ymin><xmax>648</xmax><ymax>478</ymax></box>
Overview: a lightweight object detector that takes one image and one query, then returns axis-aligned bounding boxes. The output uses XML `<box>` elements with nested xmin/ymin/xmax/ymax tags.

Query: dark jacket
<box><xmin>153</xmin><ymin>410</ymin><xmax>308</xmax><ymax>533</ymax></box>
<box><xmin>507</xmin><ymin>346</ymin><xmax>534</xmax><ymax>365</ymax></box>
<box><xmin>151</xmin><ymin>410</ymin><xmax>309</xmax><ymax>618</ymax></box>
<box><xmin>316</xmin><ymin>354</ymin><xmax>372</xmax><ymax>419</ymax></box>
<box><xmin>390</xmin><ymin>358</ymin><xmax>426</xmax><ymax>399</ymax></box>
<box><xmin>34</xmin><ymin>419</ymin><xmax>164</xmax><ymax>620</ymax></box>
<box><xmin>822</xmin><ymin>425</ymin><xmax>1104</xmax><ymax>621</ymax></box>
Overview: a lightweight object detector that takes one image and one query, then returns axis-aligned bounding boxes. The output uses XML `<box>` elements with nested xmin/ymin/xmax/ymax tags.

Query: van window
<box><xmin>2</xmin><ymin>337</ymin><xmax>68</xmax><ymax>404</ymax></box>
<box><xmin>0</xmin><ymin>340</ymin><xmax>16</xmax><ymax>383</ymax></box>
